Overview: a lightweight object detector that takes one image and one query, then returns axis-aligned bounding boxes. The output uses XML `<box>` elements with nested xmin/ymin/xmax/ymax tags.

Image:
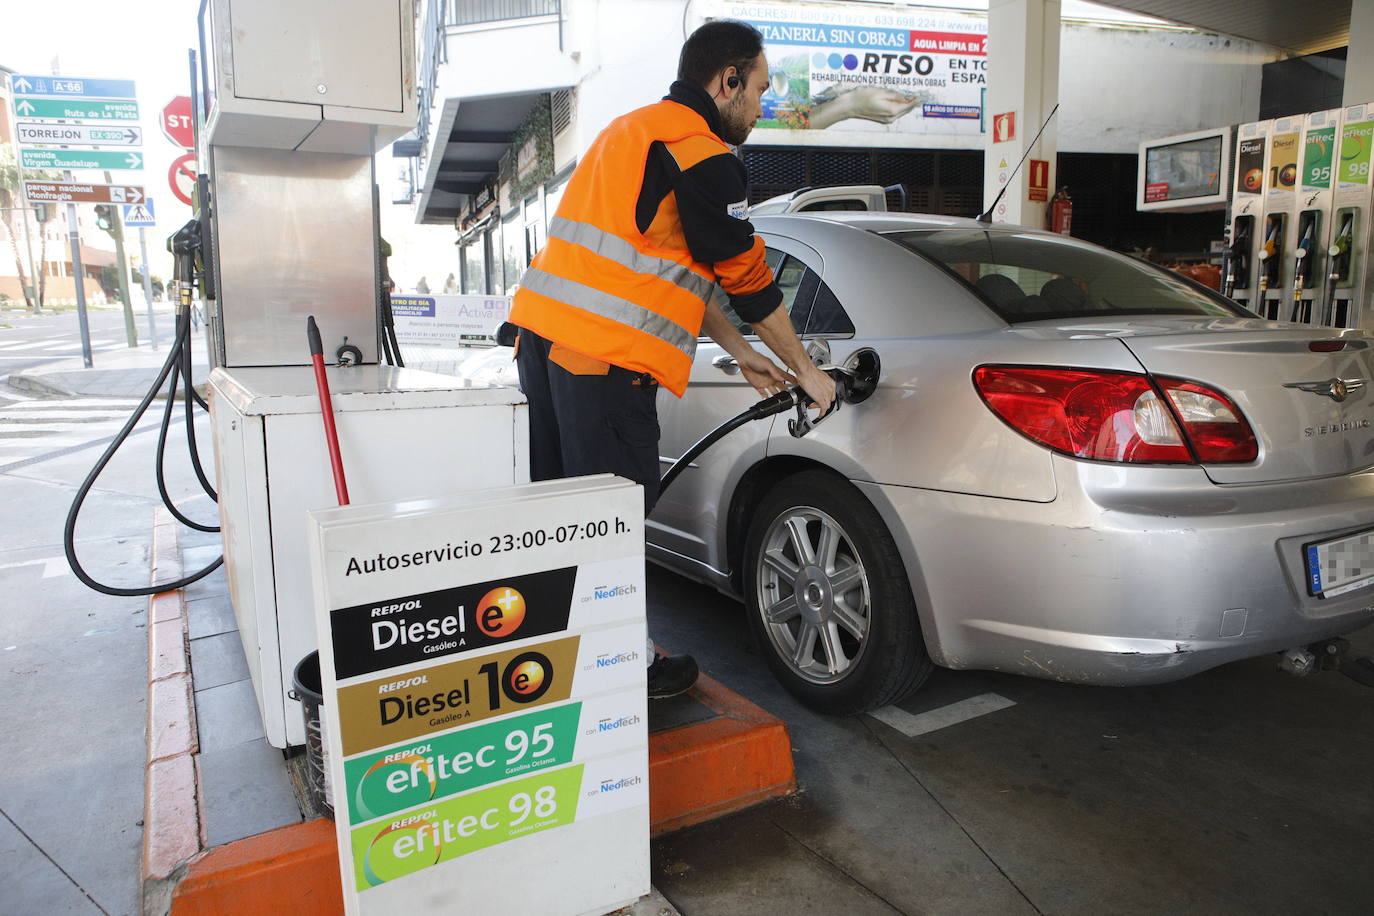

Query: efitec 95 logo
<box><xmin>330</xmin><ymin>568</ymin><xmax>576</xmax><ymax>678</ymax></box>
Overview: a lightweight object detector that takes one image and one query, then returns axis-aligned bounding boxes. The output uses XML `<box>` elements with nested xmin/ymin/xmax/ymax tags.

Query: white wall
<box><xmin>1059</xmin><ymin>24</ymin><xmax>1278</xmax><ymax>153</ymax></box>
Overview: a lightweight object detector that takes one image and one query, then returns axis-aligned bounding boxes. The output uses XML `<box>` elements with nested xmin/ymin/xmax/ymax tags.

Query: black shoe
<box><xmin>647</xmin><ymin>653</ymin><xmax>698</xmax><ymax>699</ymax></box>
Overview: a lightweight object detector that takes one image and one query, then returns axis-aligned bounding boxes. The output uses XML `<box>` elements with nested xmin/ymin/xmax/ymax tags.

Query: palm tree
<box><xmin>0</xmin><ymin>145</ymin><xmax>36</xmax><ymax>311</ymax></box>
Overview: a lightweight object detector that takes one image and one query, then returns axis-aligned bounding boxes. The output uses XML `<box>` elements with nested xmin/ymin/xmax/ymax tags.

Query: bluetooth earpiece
<box><xmin>726</xmin><ymin>73</ymin><xmax>740</xmax><ymax>89</ymax></box>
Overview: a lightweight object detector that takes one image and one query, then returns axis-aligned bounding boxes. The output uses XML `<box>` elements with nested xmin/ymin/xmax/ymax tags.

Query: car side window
<box><xmin>709</xmin><ymin>249</ymin><xmax>816</xmax><ymax>338</ymax></box>
<box><xmin>804</xmin><ymin>278</ymin><xmax>856</xmax><ymax>336</ymax></box>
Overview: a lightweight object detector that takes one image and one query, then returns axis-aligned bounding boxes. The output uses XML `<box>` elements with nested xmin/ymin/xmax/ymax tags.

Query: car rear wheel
<box><xmin>744</xmin><ymin>470</ymin><xmax>932</xmax><ymax>715</ymax></box>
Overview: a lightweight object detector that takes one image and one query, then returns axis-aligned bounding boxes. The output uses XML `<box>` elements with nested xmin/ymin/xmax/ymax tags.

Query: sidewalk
<box><xmin>9</xmin><ymin>329</ymin><xmax>211</xmax><ymax>399</ymax></box>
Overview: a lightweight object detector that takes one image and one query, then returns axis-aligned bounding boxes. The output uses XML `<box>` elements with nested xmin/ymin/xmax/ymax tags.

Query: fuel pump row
<box><xmin>1225</xmin><ymin>104</ymin><xmax>1374</xmax><ymax>330</ymax></box>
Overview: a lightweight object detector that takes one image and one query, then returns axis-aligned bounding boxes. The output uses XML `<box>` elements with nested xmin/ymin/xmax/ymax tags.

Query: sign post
<box><xmin>307</xmin><ymin>476</ymin><xmax>651</xmax><ymax>915</ymax></box>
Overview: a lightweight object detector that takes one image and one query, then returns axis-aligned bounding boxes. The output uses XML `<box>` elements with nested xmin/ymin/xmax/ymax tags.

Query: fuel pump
<box><xmin>1325</xmin><ymin>102</ymin><xmax>1374</xmax><ymax>329</ymax></box>
<box><xmin>1228</xmin><ymin>121</ymin><xmax>1269</xmax><ymax>311</ymax></box>
<box><xmin>1291</xmin><ymin>211</ymin><xmax>1318</xmax><ymax>322</ymax></box>
<box><xmin>1322</xmin><ymin>208</ymin><xmax>1357</xmax><ymax>325</ymax></box>
<box><xmin>1292</xmin><ymin>109</ymin><xmax>1342</xmax><ymax>323</ymax></box>
<box><xmin>1258</xmin><ymin>116</ymin><xmax>1302</xmax><ymax>319</ymax></box>
<box><xmin>1256</xmin><ymin>213</ymin><xmax>1286</xmax><ymax>314</ymax></box>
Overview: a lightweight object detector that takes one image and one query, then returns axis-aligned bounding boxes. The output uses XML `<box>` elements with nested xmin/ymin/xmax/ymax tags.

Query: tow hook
<box><xmin>1278</xmin><ymin>646</ymin><xmax>1317</xmax><ymax>676</ymax></box>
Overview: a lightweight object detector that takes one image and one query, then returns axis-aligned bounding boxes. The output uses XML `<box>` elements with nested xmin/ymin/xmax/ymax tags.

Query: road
<box><xmin>0</xmin><ymin>306</ymin><xmax>168</xmax><ymax>384</ymax></box>
<box><xmin>0</xmin><ymin>312</ymin><xmax>212</xmax><ymax>916</ymax></box>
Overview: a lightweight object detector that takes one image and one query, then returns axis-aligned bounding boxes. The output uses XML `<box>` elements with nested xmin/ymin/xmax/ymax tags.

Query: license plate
<box><xmin>1305</xmin><ymin>528</ymin><xmax>1374</xmax><ymax>598</ymax></box>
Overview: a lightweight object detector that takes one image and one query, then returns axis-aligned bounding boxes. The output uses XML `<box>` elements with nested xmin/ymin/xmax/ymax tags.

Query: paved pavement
<box><xmin>5</xmin><ymin>316</ymin><xmax>1372</xmax><ymax>914</ymax></box>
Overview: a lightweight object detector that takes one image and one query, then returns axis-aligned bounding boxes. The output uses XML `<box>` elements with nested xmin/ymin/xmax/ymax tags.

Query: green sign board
<box><xmin>20</xmin><ymin>148</ymin><xmax>143</xmax><ymax>171</ymax></box>
<box><xmin>343</xmin><ymin>703</ymin><xmax>582</xmax><ymax>824</ymax></box>
<box><xmin>11</xmin><ymin>97</ymin><xmax>139</xmax><ymax>121</ymax></box>
<box><xmin>1303</xmin><ymin>126</ymin><xmax>1337</xmax><ymax>189</ymax></box>
<box><xmin>349</xmin><ymin>764</ymin><xmax>584</xmax><ymax>891</ymax></box>
<box><xmin>1338</xmin><ymin>121</ymin><xmax>1374</xmax><ymax>186</ymax></box>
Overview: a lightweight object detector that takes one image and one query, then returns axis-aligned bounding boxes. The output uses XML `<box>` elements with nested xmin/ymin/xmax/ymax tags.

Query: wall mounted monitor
<box><xmin>1137</xmin><ymin>127</ymin><xmax>1233</xmax><ymax>212</ymax></box>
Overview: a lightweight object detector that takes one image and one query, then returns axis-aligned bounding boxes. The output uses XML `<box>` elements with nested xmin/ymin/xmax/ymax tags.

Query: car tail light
<box><xmin>973</xmin><ymin>366</ymin><xmax>1257</xmax><ymax>464</ymax></box>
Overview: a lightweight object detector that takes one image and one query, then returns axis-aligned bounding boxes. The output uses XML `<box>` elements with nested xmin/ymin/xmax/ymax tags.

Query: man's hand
<box><xmin>794</xmin><ymin>361</ymin><xmax>837</xmax><ymax>415</ymax></box>
<box><xmin>736</xmin><ymin>349</ymin><xmax>794</xmax><ymax>396</ymax></box>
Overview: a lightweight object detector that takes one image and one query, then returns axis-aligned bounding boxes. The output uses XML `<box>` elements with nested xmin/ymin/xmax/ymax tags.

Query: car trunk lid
<box><xmin>1089</xmin><ymin>319</ymin><xmax>1374</xmax><ymax>483</ymax></box>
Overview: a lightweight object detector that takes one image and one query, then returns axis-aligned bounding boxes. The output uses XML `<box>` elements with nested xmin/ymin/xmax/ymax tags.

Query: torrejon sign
<box><xmin>17</xmin><ymin>122</ymin><xmax>142</xmax><ymax>147</ymax></box>
<box><xmin>23</xmin><ymin>181</ymin><xmax>146</xmax><ymax>204</ymax></box>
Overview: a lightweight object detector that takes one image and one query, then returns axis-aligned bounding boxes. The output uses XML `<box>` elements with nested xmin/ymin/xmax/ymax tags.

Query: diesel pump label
<box><xmin>343</xmin><ymin>694</ymin><xmax>646</xmax><ymax>824</ymax></box>
<box><xmin>336</xmin><ymin>638</ymin><xmax>582</xmax><ymax>756</ymax></box>
<box><xmin>330</xmin><ymin>567</ymin><xmax>577</xmax><ymax>678</ymax></box>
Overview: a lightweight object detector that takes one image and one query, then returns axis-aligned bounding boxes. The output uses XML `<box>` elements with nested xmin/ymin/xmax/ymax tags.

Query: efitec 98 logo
<box><xmin>330</xmin><ymin>567</ymin><xmax>577</xmax><ymax>678</ymax></box>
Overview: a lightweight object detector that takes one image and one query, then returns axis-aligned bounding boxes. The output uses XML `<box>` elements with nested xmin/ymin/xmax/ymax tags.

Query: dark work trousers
<box><xmin>515</xmin><ymin>328</ymin><xmax>662</xmax><ymax>518</ymax></box>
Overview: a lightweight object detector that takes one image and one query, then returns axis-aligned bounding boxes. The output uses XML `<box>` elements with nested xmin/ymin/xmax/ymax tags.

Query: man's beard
<box><xmin>720</xmin><ymin>91</ymin><xmax>754</xmax><ymax>147</ymax></box>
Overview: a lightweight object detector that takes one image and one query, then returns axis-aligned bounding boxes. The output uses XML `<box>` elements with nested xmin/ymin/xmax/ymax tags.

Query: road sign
<box><xmin>161</xmin><ymin>96</ymin><xmax>194</xmax><ymax>149</ymax></box>
<box><xmin>13</xmin><ymin>98</ymin><xmax>139</xmax><ymax>121</ymax></box>
<box><xmin>23</xmin><ymin>181</ymin><xmax>145</xmax><ymax>204</ymax></box>
<box><xmin>21</xmin><ymin>149</ymin><xmax>144</xmax><ymax>171</ymax></box>
<box><xmin>122</xmin><ymin>199</ymin><xmax>156</xmax><ymax>227</ymax></box>
<box><xmin>10</xmin><ymin>75</ymin><xmax>136</xmax><ymax>99</ymax></box>
<box><xmin>17</xmin><ymin>122</ymin><xmax>142</xmax><ymax>147</ymax></box>
<box><xmin>169</xmin><ymin>153</ymin><xmax>196</xmax><ymax>206</ymax></box>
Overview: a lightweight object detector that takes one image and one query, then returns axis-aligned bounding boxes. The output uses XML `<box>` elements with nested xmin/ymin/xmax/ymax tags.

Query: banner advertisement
<box><xmin>390</xmin><ymin>294</ymin><xmax>511</xmax><ymax>350</ymax></box>
<box><xmin>308</xmin><ymin>478</ymin><xmax>650</xmax><ymax>914</ymax></box>
<box><xmin>717</xmin><ymin>1</ymin><xmax>986</xmax><ymax>136</ymax></box>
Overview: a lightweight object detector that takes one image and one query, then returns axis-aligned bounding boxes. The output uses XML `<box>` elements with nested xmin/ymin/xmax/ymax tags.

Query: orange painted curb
<box><xmin>648</xmin><ymin>670</ymin><xmax>796</xmax><ymax>836</ymax></box>
<box><xmin>173</xmin><ymin>820</ymin><xmax>343</xmax><ymax>916</ymax></box>
<box><xmin>166</xmin><ymin>671</ymin><xmax>796</xmax><ymax>911</ymax></box>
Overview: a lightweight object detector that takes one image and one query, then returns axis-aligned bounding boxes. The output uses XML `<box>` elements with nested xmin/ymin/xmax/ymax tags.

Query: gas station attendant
<box><xmin>509</xmin><ymin>19</ymin><xmax>837</xmax><ymax>699</ymax></box>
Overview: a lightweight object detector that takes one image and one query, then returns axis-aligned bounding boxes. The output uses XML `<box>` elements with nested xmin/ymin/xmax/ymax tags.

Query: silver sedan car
<box><xmin>648</xmin><ymin>213</ymin><xmax>1374</xmax><ymax>714</ymax></box>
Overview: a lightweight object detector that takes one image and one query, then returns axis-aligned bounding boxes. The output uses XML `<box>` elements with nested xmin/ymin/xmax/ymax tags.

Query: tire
<box><xmin>743</xmin><ymin>469</ymin><xmax>932</xmax><ymax>715</ymax></box>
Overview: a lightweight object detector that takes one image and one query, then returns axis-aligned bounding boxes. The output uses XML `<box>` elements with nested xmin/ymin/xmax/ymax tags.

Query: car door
<box><xmin>648</xmin><ymin>237</ymin><xmax>823</xmax><ymax>572</ymax></box>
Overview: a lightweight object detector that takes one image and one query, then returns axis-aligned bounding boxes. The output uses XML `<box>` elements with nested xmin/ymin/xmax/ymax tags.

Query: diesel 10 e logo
<box><xmin>330</xmin><ymin>567</ymin><xmax>577</xmax><ymax>678</ymax></box>
<box><xmin>335</xmin><ymin>637</ymin><xmax>582</xmax><ymax>756</ymax></box>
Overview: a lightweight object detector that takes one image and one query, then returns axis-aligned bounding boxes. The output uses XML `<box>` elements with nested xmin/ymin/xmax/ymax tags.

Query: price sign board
<box><xmin>307</xmin><ymin>475</ymin><xmax>650</xmax><ymax>915</ymax></box>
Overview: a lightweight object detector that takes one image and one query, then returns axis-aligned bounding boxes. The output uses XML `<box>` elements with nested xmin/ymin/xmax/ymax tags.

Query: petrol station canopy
<box><xmin>1098</xmin><ymin>0</ymin><xmax>1348</xmax><ymax>54</ymax></box>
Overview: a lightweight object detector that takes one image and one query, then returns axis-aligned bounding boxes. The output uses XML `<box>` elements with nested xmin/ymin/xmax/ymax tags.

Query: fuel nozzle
<box><xmin>168</xmin><ymin>219</ymin><xmax>203</xmax><ymax>311</ymax></box>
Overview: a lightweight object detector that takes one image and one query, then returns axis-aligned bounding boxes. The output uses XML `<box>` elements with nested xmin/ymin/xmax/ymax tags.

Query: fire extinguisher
<box><xmin>1050</xmin><ymin>187</ymin><xmax>1073</xmax><ymax>236</ymax></box>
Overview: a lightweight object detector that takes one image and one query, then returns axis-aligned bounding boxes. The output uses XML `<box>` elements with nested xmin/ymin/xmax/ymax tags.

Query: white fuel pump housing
<box><xmin>200</xmin><ymin>0</ymin><xmax>416</xmax><ymax>154</ymax></box>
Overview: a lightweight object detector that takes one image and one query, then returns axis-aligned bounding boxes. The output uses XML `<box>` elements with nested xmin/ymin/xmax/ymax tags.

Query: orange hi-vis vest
<box><xmin>510</xmin><ymin>99</ymin><xmax>727</xmax><ymax>397</ymax></box>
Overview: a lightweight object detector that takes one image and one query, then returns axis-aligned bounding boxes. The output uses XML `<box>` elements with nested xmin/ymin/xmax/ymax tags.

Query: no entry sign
<box><xmin>169</xmin><ymin>152</ymin><xmax>196</xmax><ymax>206</ymax></box>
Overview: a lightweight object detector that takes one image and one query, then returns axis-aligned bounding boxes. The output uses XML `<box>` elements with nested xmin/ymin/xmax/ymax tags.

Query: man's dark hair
<box><xmin>678</xmin><ymin>20</ymin><xmax>764</xmax><ymax>87</ymax></box>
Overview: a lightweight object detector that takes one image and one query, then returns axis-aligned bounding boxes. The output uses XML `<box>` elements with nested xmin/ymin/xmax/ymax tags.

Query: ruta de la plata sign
<box><xmin>12</xmin><ymin>98</ymin><xmax>139</xmax><ymax>121</ymax></box>
<box><xmin>307</xmin><ymin>476</ymin><xmax>650</xmax><ymax>914</ymax></box>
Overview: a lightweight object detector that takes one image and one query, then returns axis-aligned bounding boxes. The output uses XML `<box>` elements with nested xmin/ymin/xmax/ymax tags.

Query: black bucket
<box><xmin>289</xmin><ymin>651</ymin><xmax>334</xmax><ymax>819</ymax></box>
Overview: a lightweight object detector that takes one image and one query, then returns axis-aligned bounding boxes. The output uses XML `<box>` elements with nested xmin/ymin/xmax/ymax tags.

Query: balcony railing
<box><xmin>450</xmin><ymin>0</ymin><xmax>560</xmax><ymax>26</ymax></box>
<box><xmin>415</xmin><ymin>0</ymin><xmax>563</xmax><ymax>164</ymax></box>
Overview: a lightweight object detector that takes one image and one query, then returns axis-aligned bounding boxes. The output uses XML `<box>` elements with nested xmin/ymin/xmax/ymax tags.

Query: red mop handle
<box><xmin>307</xmin><ymin>316</ymin><xmax>350</xmax><ymax>506</ymax></box>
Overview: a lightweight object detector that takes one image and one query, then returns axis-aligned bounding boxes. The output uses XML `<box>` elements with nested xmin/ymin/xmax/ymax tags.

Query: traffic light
<box><xmin>94</xmin><ymin>204</ymin><xmax>114</xmax><ymax>232</ymax></box>
<box><xmin>33</xmin><ymin>203</ymin><xmax>50</xmax><ymax>223</ymax></box>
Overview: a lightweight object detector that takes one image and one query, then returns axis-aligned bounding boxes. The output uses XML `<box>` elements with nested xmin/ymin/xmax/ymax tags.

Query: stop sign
<box><xmin>161</xmin><ymin>96</ymin><xmax>194</xmax><ymax>150</ymax></box>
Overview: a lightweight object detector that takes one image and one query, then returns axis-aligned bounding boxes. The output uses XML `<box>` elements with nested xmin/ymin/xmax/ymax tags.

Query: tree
<box><xmin>0</xmin><ymin>146</ymin><xmax>35</xmax><ymax>311</ymax></box>
<box><xmin>0</xmin><ymin>146</ymin><xmax>63</xmax><ymax>312</ymax></box>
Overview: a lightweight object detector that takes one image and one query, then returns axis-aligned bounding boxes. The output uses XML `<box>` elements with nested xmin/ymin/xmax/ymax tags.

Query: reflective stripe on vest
<box><xmin>547</xmin><ymin>216</ymin><xmax>717</xmax><ymax>305</ymax></box>
<box><xmin>520</xmin><ymin>267</ymin><xmax>698</xmax><ymax>359</ymax></box>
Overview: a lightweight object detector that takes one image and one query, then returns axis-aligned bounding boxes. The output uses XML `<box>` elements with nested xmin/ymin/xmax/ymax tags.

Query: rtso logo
<box><xmin>478</xmin><ymin>650</ymin><xmax>554</xmax><ymax>710</ymax></box>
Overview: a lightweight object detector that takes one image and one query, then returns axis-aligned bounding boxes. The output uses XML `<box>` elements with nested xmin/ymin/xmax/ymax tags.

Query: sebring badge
<box><xmin>1283</xmin><ymin>377</ymin><xmax>1367</xmax><ymax>402</ymax></box>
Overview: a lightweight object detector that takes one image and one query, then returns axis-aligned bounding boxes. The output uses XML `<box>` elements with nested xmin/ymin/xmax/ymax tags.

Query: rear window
<box><xmin>887</xmin><ymin>229</ymin><xmax>1245</xmax><ymax>323</ymax></box>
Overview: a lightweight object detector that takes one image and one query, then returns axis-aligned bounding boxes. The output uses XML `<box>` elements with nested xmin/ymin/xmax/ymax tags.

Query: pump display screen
<box><xmin>1143</xmin><ymin>136</ymin><xmax>1224</xmax><ymax>202</ymax></box>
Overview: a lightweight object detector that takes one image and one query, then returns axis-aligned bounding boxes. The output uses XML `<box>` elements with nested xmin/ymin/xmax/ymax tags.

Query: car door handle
<box><xmin>711</xmin><ymin>354</ymin><xmax>740</xmax><ymax>375</ymax></box>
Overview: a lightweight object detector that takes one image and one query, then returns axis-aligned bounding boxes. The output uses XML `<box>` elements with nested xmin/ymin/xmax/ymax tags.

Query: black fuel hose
<box><xmin>64</xmin><ymin>305</ymin><xmax>224</xmax><ymax>596</ymax></box>
<box><xmin>659</xmin><ymin>387</ymin><xmax>805</xmax><ymax>495</ymax></box>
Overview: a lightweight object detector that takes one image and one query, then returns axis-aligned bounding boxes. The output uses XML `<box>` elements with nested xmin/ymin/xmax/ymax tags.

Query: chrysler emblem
<box><xmin>1283</xmin><ymin>377</ymin><xmax>1366</xmax><ymax>402</ymax></box>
